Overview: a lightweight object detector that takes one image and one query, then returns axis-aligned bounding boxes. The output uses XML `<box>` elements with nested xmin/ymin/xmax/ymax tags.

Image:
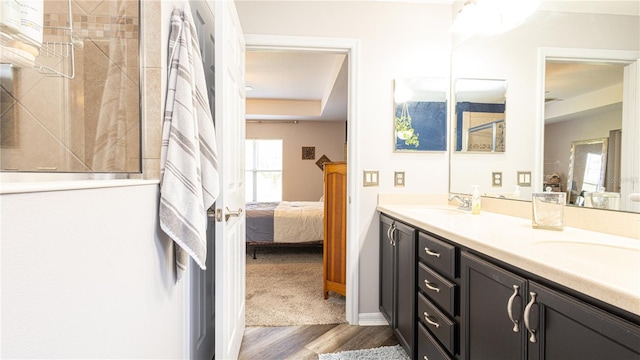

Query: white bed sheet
<box><xmin>273</xmin><ymin>201</ymin><xmax>324</xmax><ymax>243</ymax></box>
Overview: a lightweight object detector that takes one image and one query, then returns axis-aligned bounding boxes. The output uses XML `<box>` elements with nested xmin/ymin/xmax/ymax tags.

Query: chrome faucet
<box><xmin>448</xmin><ymin>194</ymin><xmax>472</xmax><ymax>211</ymax></box>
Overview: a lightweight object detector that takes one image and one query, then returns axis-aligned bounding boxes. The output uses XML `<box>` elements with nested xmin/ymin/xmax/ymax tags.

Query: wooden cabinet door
<box><xmin>461</xmin><ymin>252</ymin><xmax>527</xmax><ymax>360</ymax></box>
<box><xmin>394</xmin><ymin>220</ymin><xmax>416</xmax><ymax>359</ymax></box>
<box><xmin>527</xmin><ymin>282</ymin><xmax>640</xmax><ymax>360</ymax></box>
<box><xmin>379</xmin><ymin>215</ymin><xmax>396</xmax><ymax>326</ymax></box>
<box><xmin>323</xmin><ymin>162</ymin><xmax>347</xmax><ymax>298</ymax></box>
<box><xmin>379</xmin><ymin>215</ymin><xmax>416</xmax><ymax>359</ymax></box>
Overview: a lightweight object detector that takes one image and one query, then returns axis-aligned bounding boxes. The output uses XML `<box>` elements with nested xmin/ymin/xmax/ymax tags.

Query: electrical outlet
<box><xmin>517</xmin><ymin>171</ymin><xmax>532</xmax><ymax>187</ymax></box>
<box><xmin>363</xmin><ymin>170</ymin><xmax>379</xmax><ymax>187</ymax></box>
<box><xmin>394</xmin><ymin>171</ymin><xmax>405</xmax><ymax>187</ymax></box>
<box><xmin>492</xmin><ymin>172</ymin><xmax>502</xmax><ymax>187</ymax></box>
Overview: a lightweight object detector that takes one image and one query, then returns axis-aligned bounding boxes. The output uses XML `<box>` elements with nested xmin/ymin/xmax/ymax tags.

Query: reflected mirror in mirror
<box><xmin>566</xmin><ymin>138</ymin><xmax>608</xmax><ymax>206</ymax></box>
<box><xmin>393</xmin><ymin>77</ymin><xmax>447</xmax><ymax>152</ymax></box>
<box><xmin>543</xmin><ymin>57</ymin><xmax>638</xmax><ymax>213</ymax></box>
<box><xmin>454</xmin><ymin>78</ymin><xmax>506</xmax><ymax>152</ymax></box>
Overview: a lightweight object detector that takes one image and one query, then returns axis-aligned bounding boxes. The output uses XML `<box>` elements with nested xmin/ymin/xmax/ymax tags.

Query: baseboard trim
<box><xmin>358</xmin><ymin>312</ymin><xmax>389</xmax><ymax>326</ymax></box>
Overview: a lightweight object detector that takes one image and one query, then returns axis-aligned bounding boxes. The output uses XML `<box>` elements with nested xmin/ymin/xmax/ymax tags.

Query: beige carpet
<box><xmin>245</xmin><ymin>246</ymin><xmax>346</xmax><ymax>326</ymax></box>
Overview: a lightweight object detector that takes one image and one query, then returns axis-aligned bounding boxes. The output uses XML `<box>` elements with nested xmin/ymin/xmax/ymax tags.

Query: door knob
<box><xmin>224</xmin><ymin>207</ymin><xmax>243</xmax><ymax>222</ymax></box>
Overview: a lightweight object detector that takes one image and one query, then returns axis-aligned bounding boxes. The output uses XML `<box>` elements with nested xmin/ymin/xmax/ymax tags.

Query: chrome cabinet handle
<box><xmin>524</xmin><ymin>292</ymin><xmax>538</xmax><ymax>343</ymax></box>
<box><xmin>390</xmin><ymin>224</ymin><xmax>397</xmax><ymax>246</ymax></box>
<box><xmin>424</xmin><ymin>280</ymin><xmax>441</xmax><ymax>293</ymax></box>
<box><xmin>386</xmin><ymin>224</ymin><xmax>393</xmax><ymax>245</ymax></box>
<box><xmin>423</xmin><ymin>311</ymin><xmax>440</xmax><ymax>328</ymax></box>
<box><xmin>507</xmin><ymin>285</ymin><xmax>520</xmax><ymax>333</ymax></box>
<box><xmin>424</xmin><ymin>247</ymin><xmax>441</xmax><ymax>258</ymax></box>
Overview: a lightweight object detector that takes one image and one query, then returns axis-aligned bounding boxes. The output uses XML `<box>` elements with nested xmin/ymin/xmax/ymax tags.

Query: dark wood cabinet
<box><xmin>417</xmin><ymin>231</ymin><xmax>460</xmax><ymax>359</ymax></box>
<box><xmin>379</xmin><ymin>212</ymin><xmax>640</xmax><ymax>360</ymax></box>
<box><xmin>526</xmin><ymin>281</ymin><xmax>640</xmax><ymax>360</ymax></box>
<box><xmin>461</xmin><ymin>252</ymin><xmax>527</xmax><ymax>360</ymax></box>
<box><xmin>461</xmin><ymin>251</ymin><xmax>640</xmax><ymax>360</ymax></box>
<box><xmin>380</xmin><ymin>214</ymin><xmax>416</xmax><ymax>358</ymax></box>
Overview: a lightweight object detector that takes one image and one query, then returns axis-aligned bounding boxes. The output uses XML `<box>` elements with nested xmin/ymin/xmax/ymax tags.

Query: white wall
<box><xmin>450</xmin><ymin>11</ymin><xmax>640</xmax><ymax>197</ymax></box>
<box><xmin>236</xmin><ymin>1</ymin><xmax>452</xmax><ymax>315</ymax></box>
<box><xmin>247</xmin><ymin>121</ymin><xmax>346</xmax><ymax>201</ymax></box>
<box><xmin>0</xmin><ymin>184</ymin><xmax>185</xmax><ymax>358</ymax></box>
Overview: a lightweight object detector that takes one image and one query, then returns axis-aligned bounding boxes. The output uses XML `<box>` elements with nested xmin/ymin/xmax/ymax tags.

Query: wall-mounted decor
<box><xmin>302</xmin><ymin>146</ymin><xmax>315</xmax><ymax>160</ymax></box>
<box><xmin>316</xmin><ymin>154</ymin><xmax>331</xmax><ymax>170</ymax></box>
<box><xmin>394</xmin><ymin>77</ymin><xmax>448</xmax><ymax>152</ymax></box>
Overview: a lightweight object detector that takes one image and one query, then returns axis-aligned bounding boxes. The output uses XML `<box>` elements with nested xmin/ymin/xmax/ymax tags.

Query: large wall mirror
<box><xmin>449</xmin><ymin>1</ymin><xmax>640</xmax><ymax>213</ymax></box>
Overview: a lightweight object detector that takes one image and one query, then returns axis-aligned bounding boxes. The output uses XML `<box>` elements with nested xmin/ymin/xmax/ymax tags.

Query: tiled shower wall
<box><xmin>0</xmin><ymin>0</ymin><xmax>165</xmax><ymax>176</ymax></box>
<box><xmin>140</xmin><ymin>0</ymin><xmax>162</xmax><ymax>180</ymax></box>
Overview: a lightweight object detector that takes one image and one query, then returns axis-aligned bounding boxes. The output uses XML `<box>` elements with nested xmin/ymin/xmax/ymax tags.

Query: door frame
<box><xmin>244</xmin><ymin>34</ymin><xmax>361</xmax><ymax>324</ymax></box>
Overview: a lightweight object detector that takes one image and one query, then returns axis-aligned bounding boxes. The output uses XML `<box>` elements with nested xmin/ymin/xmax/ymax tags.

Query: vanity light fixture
<box><xmin>451</xmin><ymin>0</ymin><xmax>540</xmax><ymax>36</ymax></box>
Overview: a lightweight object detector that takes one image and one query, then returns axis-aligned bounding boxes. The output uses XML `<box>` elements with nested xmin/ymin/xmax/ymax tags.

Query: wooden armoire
<box><xmin>323</xmin><ymin>161</ymin><xmax>347</xmax><ymax>299</ymax></box>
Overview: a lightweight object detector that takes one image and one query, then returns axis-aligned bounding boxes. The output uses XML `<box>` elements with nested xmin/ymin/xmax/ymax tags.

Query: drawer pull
<box><xmin>423</xmin><ymin>311</ymin><xmax>440</xmax><ymax>328</ymax></box>
<box><xmin>424</xmin><ymin>357</ymin><xmax>428</xmax><ymax>360</ymax></box>
<box><xmin>424</xmin><ymin>280</ymin><xmax>441</xmax><ymax>293</ymax></box>
<box><xmin>507</xmin><ymin>284</ymin><xmax>520</xmax><ymax>333</ymax></box>
<box><xmin>424</xmin><ymin>247</ymin><xmax>441</xmax><ymax>258</ymax></box>
<box><xmin>524</xmin><ymin>292</ymin><xmax>538</xmax><ymax>343</ymax></box>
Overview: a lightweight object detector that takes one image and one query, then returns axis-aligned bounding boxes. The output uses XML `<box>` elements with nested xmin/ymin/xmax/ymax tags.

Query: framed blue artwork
<box><xmin>394</xmin><ymin>78</ymin><xmax>448</xmax><ymax>152</ymax></box>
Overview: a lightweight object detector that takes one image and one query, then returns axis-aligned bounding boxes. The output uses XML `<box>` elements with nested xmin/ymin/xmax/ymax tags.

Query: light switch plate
<box><xmin>394</xmin><ymin>171</ymin><xmax>405</xmax><ymax>187</ymax></box>
<box><xmin>363</xmin><ymin>170</ymin><xmax>379</xmax><ymax>187</ymax></box>
<box><xmin>492</xmin><ymin>172</ymin><xmax>502</xmax><ymax>187</ymax></box>
<box><xmin>517</xmin><ymin>171</ymin><xmax>532</xmax><ymax>187</ymax></box>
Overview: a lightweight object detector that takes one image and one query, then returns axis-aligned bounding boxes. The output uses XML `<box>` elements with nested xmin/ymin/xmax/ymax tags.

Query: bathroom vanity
<box><xmin>378</xmin><ymin>204</ymin><xmax>640</xmax><ymax>360</ymax></box>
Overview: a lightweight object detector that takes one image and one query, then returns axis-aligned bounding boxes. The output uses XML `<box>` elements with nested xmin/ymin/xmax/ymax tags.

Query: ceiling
<box><xmin>245</xmin><ymin>51</ymin><xmax>348</xmax><ymax>121</ymax></box>
<box><xmin>244</xmin><ymin>0</ymin><xmax>636</xmax><ymax>123</ymax></box>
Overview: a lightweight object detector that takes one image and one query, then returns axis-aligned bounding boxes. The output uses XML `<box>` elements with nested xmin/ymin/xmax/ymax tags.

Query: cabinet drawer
<box><xmin>418</xmin><ymin>232</ymin><xmax>456</xmax><ymax>278</ymax></box>
<box><xmin>418</xmin><ymin>292</ymin><xmax>456</xmax><ymax>354</ymax></box>
<box><xmin>418</xmin><ymin>262</ymin><xmax>456</xmax><ymax>315</ymax></box>
<box><xmin>418</xmin><ymin>322</ymin><xmax>453</xmax><ymax>360</ymax></box>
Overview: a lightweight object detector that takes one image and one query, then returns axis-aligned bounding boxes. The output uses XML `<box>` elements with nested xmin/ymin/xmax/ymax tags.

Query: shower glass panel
<box><xmin>0</xmin><ymin>0</ymin><xmax>140</xmax><ymax>173</ymax></box>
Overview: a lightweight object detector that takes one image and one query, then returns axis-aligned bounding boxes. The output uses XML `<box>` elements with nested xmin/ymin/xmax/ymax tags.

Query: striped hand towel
<box><xmin>160</xmin><ymin>5</ymin><xmax>219</xmax><ymax>280</ymax></box>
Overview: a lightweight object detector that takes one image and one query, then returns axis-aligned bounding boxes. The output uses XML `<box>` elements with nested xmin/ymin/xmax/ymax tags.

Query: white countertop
<box><xmin>377</xmin><ymin>204</ymin><xmax>640</xmax><ymax>317</ymax></box>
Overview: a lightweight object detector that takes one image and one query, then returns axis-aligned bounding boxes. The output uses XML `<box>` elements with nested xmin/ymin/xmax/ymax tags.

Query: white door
<box><xmin>214</xmin><ymin>1</ymin><xmax>246</xmax><ymax>359</ymax></box>
<box><xmin>188</xmin><ymin>2</ymin><xmax>216</xmax><ymax>360</ymax></box>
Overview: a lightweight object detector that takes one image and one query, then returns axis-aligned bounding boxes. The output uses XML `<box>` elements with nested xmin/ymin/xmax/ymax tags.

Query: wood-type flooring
<box><xmin>238</xmin><ymin>323</ymin><xmax>399</xmax><ymax>360</ymax></box>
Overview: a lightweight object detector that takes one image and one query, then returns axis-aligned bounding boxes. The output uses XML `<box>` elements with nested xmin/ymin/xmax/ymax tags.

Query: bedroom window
<box><xmin>245</xmin><ymin>139</ymin><xmax>283</xmax><ymax>202</ymax></box>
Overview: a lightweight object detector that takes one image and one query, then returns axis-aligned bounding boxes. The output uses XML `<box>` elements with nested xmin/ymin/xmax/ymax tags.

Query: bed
<box><xmin>246</xmin><ymin>201</ymin><xmax>324</xmax><ymax>258</ymax></box>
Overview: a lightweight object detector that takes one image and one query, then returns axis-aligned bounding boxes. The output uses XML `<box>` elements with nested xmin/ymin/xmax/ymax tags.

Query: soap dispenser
<box><xmin>471</xmin><ymin>185</ymin><xmax>481</xmax><ymax>214</ymax></box>
<box><xmin>513</xmin><ymin>185</ymin><xmax>520</xmax><ymax>199</ymax></box>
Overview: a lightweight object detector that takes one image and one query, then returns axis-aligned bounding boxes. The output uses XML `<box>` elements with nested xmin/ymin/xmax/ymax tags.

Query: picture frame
<box><xmin>302</xmin><ymin>146</ymin><xmax>315</xmax><ymax>160</ymax></box>
<box><xmin>315</xmin><ymin>154</ymin><xmax>331</xmax><ymax>170</ymax></box>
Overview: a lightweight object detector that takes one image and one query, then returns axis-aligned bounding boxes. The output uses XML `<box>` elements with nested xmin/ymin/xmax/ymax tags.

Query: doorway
<box><xmin>244</xmin><ymin>34</ymin><xmax>360</xmax><ymax>325</ymax></box>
